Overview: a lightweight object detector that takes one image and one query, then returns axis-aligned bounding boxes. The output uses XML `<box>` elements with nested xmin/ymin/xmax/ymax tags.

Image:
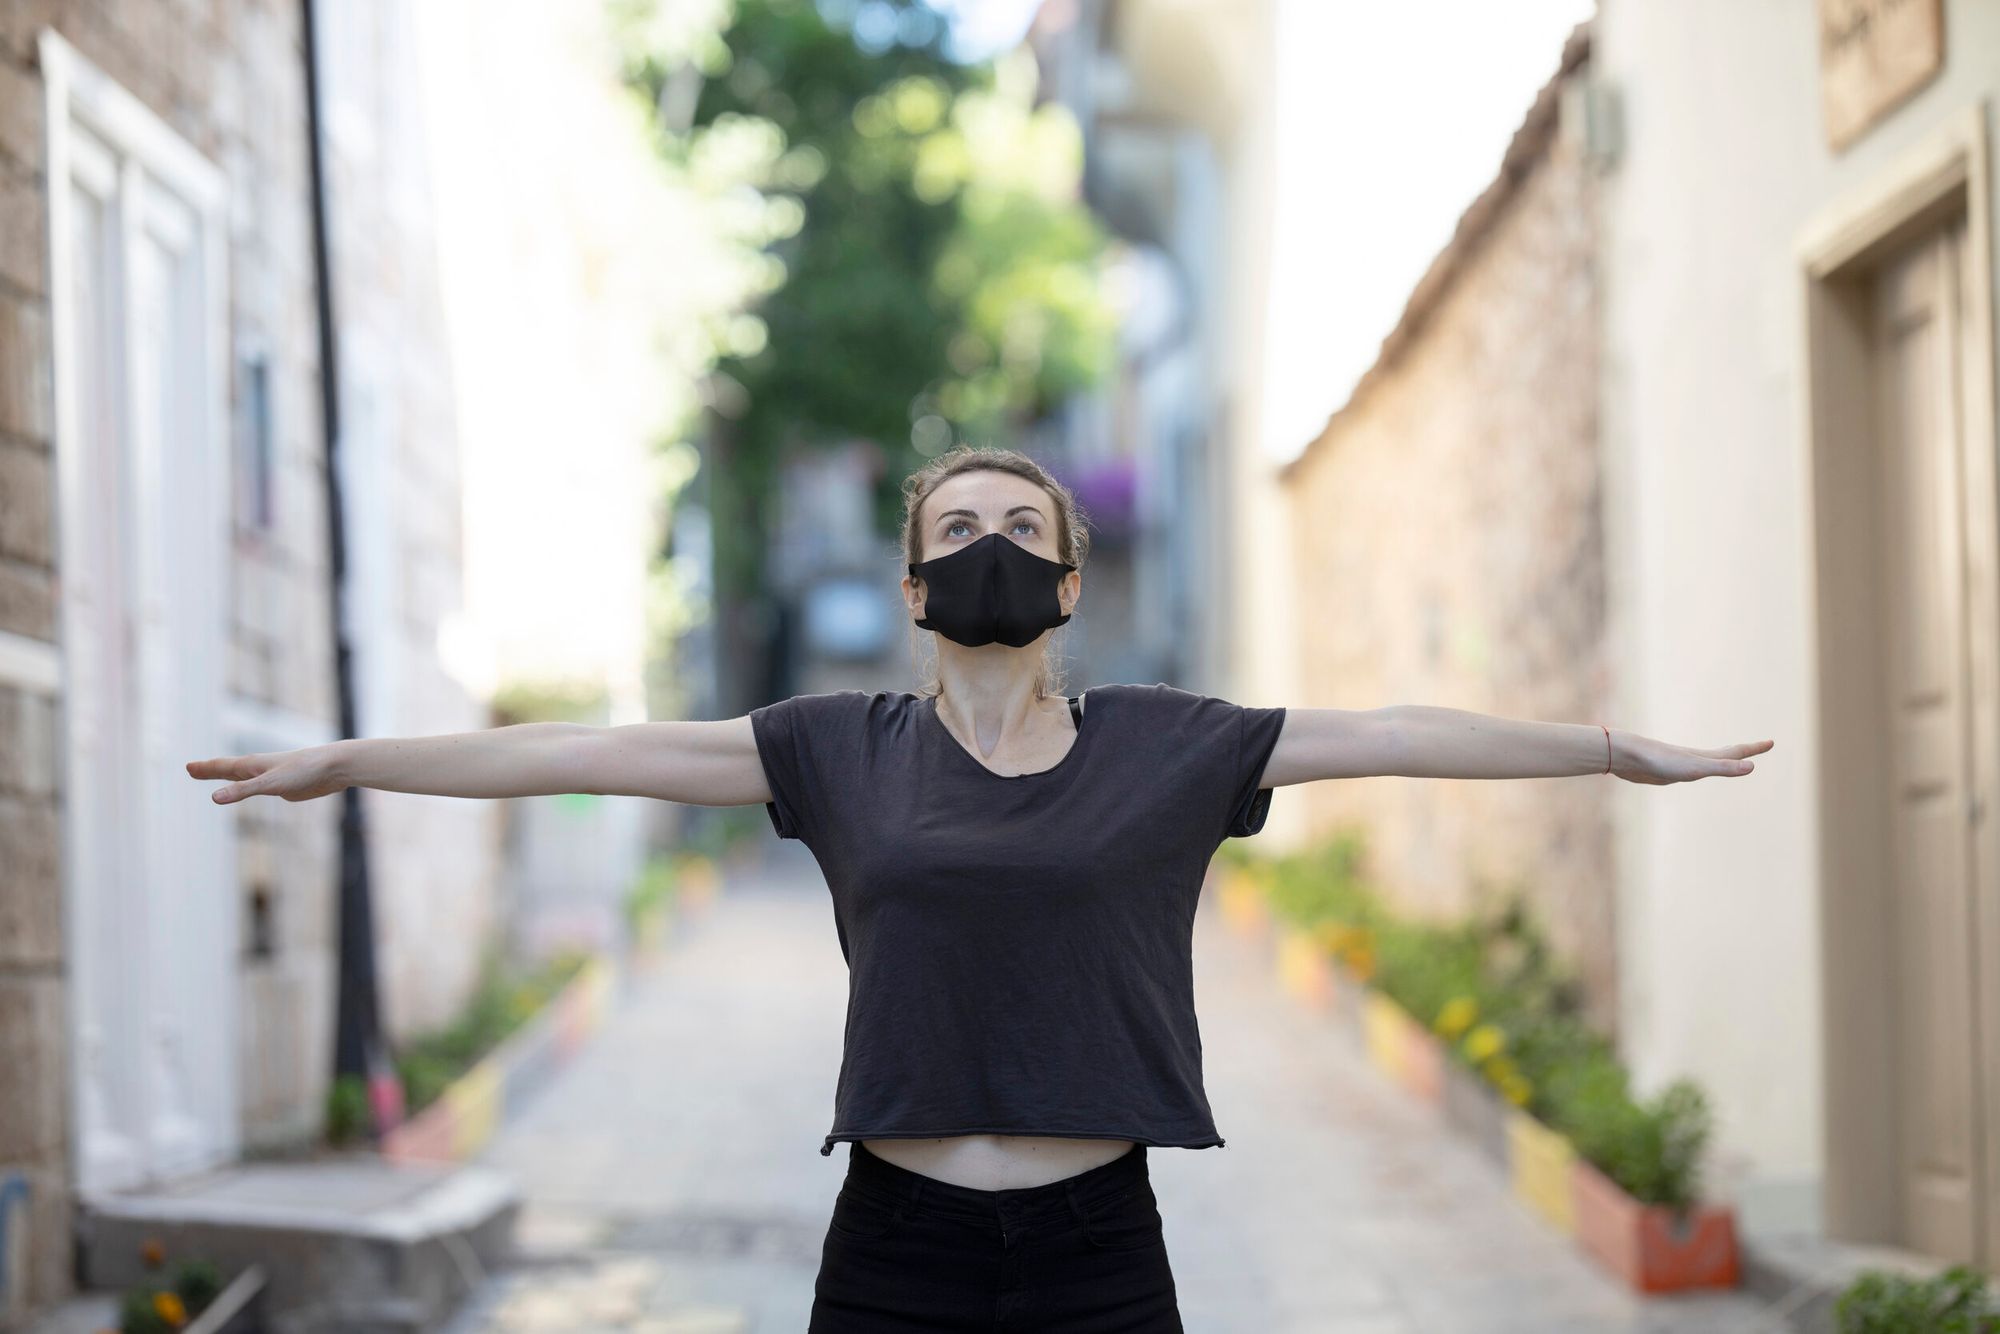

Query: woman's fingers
<box><xmin>188</xmin><ymin>753</ymin><xmax>272</xmax><ymax>802</ymax></box>
<box><xmin>1697</xmin><ymin>739</ymin><xmax>1774</xmax><ymax>761</ymax></box>
<box><xmin>1617</xmin><ymin>736</ymin><xmax>1771</xmax><ymax>784</ymax></box>
<box><xmin>186</xmin><ymin>755</ymin><xmax>267</xmax><ymax>781</ymax></box>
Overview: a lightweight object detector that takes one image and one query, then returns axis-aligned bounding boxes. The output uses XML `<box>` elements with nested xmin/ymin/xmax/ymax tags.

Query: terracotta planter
<box><xmin>1441</xmin><ymin>1058</ymin><xmax>1509</xmax><ymax>1168</ymax></box>
<box><xmin>1569</xmin><ymin>1159</ymin><xmax>1740</xmax><ymax>1292</ymax></box>
<box><xmin>1506</xmin><ymin>1106</ymin><xmax>1577</xmax><ymax>1235</ymax></box>
<box><xmin>1276</xmin><ymin>925</ymin><xmax>1335</xmax><ymax>1010</ymax></box>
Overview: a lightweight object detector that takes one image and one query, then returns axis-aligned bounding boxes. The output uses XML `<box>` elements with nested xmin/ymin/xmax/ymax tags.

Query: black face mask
<box><xmin>908</xmin><ymin>531</ymin><xmax>1077</xmax><ymax>648</ymax></box>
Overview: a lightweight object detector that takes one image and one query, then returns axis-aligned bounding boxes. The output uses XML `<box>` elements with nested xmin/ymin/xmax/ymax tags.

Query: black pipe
<box><xmin>300</xmin><ymin>0</ymin><xmax>388</xmax><ymax>1115</ymax></box>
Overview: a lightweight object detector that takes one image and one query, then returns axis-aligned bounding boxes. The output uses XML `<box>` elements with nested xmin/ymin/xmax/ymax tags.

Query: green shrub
<box><xmin>1262</xmin><ymin>830</ymin><xmax>1375</xmax><ymax>930</ymax></box>
<box><xmin>1371</xmin><ymin>917</ymin><xmax>1485</xmax><ymax>1030</ymax></box>
<box><xmin>1239</xmin><ymin>830</ymin><xmax>1720</xmax><ymax>1211</ymax></box>
<box><xmin>1834</xmin><ymin>1264</ymin><xmax>2000</xmax><ymax>1332</ymax></box>
<box><xmin>118</xmin><ymin>1257</ymin><xmax>226</xmax><ymax>1333</ymax></box>
<box><xmin>1542</xmin><ymin>1054</ymin><xmax>1712</xmax><ymax>1210</ymax></box>
<box><xmin>324</xmin><ymin>1072</ymin><xmax>371</xmax><ymax>1145</ymax></box>
<box><xmin>391</xmin><ymin>946</ymin><xmax>591</xmax><ymax>1117</ymax></box>
<box><xmin>623</xmin><ymin>853</ymin><xmax>683</xmax><ymax>931</ymax></box>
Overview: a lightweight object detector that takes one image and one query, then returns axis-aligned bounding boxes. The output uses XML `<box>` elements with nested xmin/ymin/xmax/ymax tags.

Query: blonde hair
<box><xmin>899</xmin><ymin>445</ymin><xmax>1091</xmax><ymax>700</ymax></box>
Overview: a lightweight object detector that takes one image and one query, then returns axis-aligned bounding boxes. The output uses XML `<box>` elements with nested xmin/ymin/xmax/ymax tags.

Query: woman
<box><xmin>188</xmin><ymin>445</ymin><xmax>1771</xmax><ymax>1332</ymax></box>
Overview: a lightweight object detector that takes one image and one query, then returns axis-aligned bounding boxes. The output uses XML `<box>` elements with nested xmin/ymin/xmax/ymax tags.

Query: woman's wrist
<box><xmin>324</xmin><ymin>736</ymin><xmax>363</xmax><ymax>789</ymax></box>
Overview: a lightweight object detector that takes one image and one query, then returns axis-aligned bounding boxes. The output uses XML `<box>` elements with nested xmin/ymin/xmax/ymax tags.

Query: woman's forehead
<box><xmin>925</xmin><ymin>471</ymin><xmax>1049</xmax><ymax>519</ymax></box>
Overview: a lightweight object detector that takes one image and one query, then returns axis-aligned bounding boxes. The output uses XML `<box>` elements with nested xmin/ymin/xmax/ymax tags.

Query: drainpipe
<box><xmin>300</xmin><ymin>0</ymin><xmax>396</xmax><ymax>1134</ymax></box>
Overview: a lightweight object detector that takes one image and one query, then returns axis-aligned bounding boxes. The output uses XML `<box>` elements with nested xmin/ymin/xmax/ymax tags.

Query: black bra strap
<box><xmin>1067</xmin><ymin>694</ymin><xmax>1083</xmax><ymax>727</ymax></box>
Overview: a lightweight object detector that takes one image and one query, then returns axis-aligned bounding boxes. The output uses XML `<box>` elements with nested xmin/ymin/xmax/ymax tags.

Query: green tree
<box><xmin>611</xmin><ymin>0</ymin><xmax>1116</xmax><ymax>648</ymax></box>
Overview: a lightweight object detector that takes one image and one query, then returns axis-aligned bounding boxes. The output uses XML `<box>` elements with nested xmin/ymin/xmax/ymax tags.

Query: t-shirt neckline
<box><xmin>920</xmin><ymin>690</ymin><xmax>1094</xmax><ymax>781</ymax></box>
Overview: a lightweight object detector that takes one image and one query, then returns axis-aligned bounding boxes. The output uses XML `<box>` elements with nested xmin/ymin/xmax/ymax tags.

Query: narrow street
<box><xmin>443</xmin><ymin>845</ymin><xmax>1784</xmax><ymax>1334</ymax></box>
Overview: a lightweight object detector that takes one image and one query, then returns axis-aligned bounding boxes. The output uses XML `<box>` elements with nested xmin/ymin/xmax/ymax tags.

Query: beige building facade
<box><xmin>1594</xmin><ymin>0</ymin><xmax>2000</xmax><ymax>1266</ymax></box>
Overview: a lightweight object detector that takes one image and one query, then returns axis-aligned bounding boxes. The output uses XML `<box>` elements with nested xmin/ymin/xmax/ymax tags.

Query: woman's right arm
<box><xmin>187</xmin><ymin>717</ymin><xmax>771</xmax><ymax>808</ymax></box>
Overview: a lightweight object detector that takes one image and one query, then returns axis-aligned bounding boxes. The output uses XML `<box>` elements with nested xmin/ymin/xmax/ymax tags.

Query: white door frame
<box><xmin>40</xmin><ymin>28</ymin><xmax>238</xmax><ymax>1195</ymax></box>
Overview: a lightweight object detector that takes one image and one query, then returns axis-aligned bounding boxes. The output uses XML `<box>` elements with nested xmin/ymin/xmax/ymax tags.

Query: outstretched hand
<box><xmin>186</xmin><ymin>745</ymin><xmax>346</xmax><ymax>804</ymax></box>
<box><xmin>1613</xmin><ymin>733</ymin><xmax>1772</xmax><ymax>785</ymax></box>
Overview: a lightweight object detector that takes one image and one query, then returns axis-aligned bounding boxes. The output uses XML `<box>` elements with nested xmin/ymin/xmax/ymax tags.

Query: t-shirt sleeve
<box><xmin>747</xmin><ymin>692</ymin><xmax>861</xmax><ymax>843</ymax></box>
<box><xmin>1138</xmin><ymin>683</ymin><xmax>1288</xmax><ymax>841</ymax></box>
<box><xmin>1226</xmin><ymin>699</ymin><xmax>1289</xmax><ymax>839</ymax></box>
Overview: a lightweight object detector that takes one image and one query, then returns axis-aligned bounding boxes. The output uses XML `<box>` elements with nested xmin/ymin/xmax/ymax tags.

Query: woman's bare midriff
<box><xmin>861</xmin><ymin>1134</ymin><xmax>1137</xmax><ymax>1190</ymax></box>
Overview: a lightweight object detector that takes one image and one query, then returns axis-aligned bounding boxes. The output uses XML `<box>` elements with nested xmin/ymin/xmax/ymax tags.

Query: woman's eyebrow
<box><xmin>935</xmin><ymin>505</ymin><xmax>1046</xmax><ymax>528</ymax></box>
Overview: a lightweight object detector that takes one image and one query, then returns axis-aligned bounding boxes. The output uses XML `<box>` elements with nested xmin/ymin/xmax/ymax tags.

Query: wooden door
<box><xmin>1873</xmin><ymin>210</ymin><xmax>1986</xmax><ymax>1264</ymax></box>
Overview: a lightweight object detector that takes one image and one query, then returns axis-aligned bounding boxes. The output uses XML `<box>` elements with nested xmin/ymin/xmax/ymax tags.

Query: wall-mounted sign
<box><xmin>1818</xmin><ymin>0</ymin><xmax>1945</xmax><ymax>152</ymax></box>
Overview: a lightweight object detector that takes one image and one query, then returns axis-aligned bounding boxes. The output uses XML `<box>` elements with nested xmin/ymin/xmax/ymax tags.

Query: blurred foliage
<box><xmin>490</xmin><ymin>676</ymin><xmax>613</xmax><ymax>727</ymax></box>
<box><xmin>1243</xmin><ymin>828</ymin><xmax>1716</xmax><ymax>1209</ymax></box>
<box><xmin>623</xmin><ymin>851</ymin><xmax>686</xmax><ymax>931</ymax></box>
<box><xmin>609</xmin><ymin>0</ymin><xmax>1117</xmax><ymax>604</ymax></box>
<box><xmin>118</xmin><ymin>1257</ymin><xmax>224</xmax><ymax>1333</ymax></box>
<box><xmin>324</xmin><ymin>1072</ymin><xmax>370</xmax><ymax>1146</ymax></box>
<box><xmin>1835</xmin><ymin>1265</ymin><xmax>2000</xmax><ymax>1332</ymax></box>
<box><xmin>391</xmin><ymin>946</ymin><xmax>593</xmax><ymax>1118</ymax></box>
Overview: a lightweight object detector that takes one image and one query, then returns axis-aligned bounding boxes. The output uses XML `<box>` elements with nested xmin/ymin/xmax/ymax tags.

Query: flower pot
<box><xmin>1506</xmin><ymin>1106</ymin><xmax>1577</xmax><ymax>1235</ymax></box>
<box><xmin>1276</xmin><ymin>925</ymin><xmax>1334</xmax><ymax>1010</ymax></box>
<box><xmin>1442</xmin><ymin>1058</ymin><xmax>1509</xmax><ymax>1168</ymax></box>
<box><xmin>1569</xmin><ymin>1159</ymin><xmax>1740</xmax><ymax>1292</ymax></box>
<box><xmin>1396</xmin><ymin>1017</ymin><xmax>1445</xmax><ymax>1107</ymax></box>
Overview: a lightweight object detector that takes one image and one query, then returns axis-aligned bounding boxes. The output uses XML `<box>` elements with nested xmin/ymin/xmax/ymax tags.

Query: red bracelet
<box><xmin>1599</xmin><ymin>723</ymin><xmax>1612</xmax><ymax>774</ymax></box>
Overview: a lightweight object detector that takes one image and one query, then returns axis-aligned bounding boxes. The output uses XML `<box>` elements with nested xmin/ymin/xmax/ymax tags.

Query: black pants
<box><xmin>808</xmin><ymin>1140</ymin><xmax>1186</xmax><ymax>1333</ymax></box>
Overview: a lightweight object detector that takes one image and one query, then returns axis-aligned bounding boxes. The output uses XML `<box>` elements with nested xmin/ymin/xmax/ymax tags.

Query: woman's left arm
<box><xmin>1258</xmin><ymin>705</ymin><xmax>1772</xmax><ymax>787</ymax></box>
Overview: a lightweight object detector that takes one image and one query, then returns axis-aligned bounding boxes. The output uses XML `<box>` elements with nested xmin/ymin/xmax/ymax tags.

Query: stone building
<box><xmin>0</xmin><ymin>2</ymin><xmax>496</xmax><ymax>1322</ymax></box>
<box><xmin>1275</xmin><ymin>26</ymin><xmax>1616</xmax><ymax>1030</ymax></box>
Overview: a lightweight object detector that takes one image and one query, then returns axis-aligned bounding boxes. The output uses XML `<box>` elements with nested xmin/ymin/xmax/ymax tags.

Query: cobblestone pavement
<box><xmin>442</xmin><ymin>843</ymin><xmax>1791</xmax><ymax>1333</ymax></box>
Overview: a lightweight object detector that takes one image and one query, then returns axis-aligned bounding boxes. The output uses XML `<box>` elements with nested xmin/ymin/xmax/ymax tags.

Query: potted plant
<box><xmin>1556</xmin><ymin>1061</ymin><xmax>1739</xmax><ymax>1292</ymax></box>
<box><xmin>115</xmin><ymin>1246</ymin><xmax>263</xmax><ymax>1334</ymax></box>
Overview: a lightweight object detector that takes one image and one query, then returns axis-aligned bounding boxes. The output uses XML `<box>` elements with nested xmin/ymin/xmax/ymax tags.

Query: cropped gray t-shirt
<box><xmin>747</xmin><ymin>681</ymin><xmax>1289</xmax><ymax>1156</ymax></box>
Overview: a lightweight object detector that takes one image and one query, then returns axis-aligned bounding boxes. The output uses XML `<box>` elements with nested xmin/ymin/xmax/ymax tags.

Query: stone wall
<box><xmin>1278</xmin><ymin>66</ymin><xmax>1617</xmax><ymax>1032</ymax></box>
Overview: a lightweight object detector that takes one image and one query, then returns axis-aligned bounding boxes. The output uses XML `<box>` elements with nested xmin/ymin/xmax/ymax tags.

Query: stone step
<box><xmin>73</xmin><ymin>1153</ymin><xmax>518</xmax><ymax>1334</ymax></box>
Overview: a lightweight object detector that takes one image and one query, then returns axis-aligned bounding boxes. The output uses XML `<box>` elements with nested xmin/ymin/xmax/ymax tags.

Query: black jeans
<box><xmin>808</xmin><ymin>1140</ymin><xmax>1186</xmax><ymax>1332</ymax></box>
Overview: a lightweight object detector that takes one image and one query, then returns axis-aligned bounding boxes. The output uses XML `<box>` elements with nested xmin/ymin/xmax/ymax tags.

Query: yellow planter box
<box><xmin>1362</xmin><ymin>991</ymin><xmax>1408</xmax><ymax>1082</ymax></box>
<box><xmin>1217</xmin><ymin>868</ymin><xmax>1268</xmax><ymax>936</ymax></box>
<box><xmin>1275</xmin><ymin>926</ymin><xmax>1331</xmax><ymax>1006</ymax></box>
<box><xmin>1506</xmin><ymin>1106</ymin><xmax>1577</xmax><ymax>1235</ymax></box>
<box><xmin>445</xmin><ymin>1056</ymin><xmax>503</xmax><ymax>1158</ymax></box>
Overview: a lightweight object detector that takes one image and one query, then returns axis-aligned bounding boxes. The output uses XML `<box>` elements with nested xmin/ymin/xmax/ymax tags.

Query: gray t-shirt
<box><xmin>748</xmin><ymin>681</ymin><xmax>1289</xmax><ymax>1156</ymax></box>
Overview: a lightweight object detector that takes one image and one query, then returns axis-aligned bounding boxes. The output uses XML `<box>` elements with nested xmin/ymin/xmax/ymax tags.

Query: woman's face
<box><xmin>907</xmin><ymin>469</ymin><xmax>1077</xmax><ymax>617</ymax></box>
